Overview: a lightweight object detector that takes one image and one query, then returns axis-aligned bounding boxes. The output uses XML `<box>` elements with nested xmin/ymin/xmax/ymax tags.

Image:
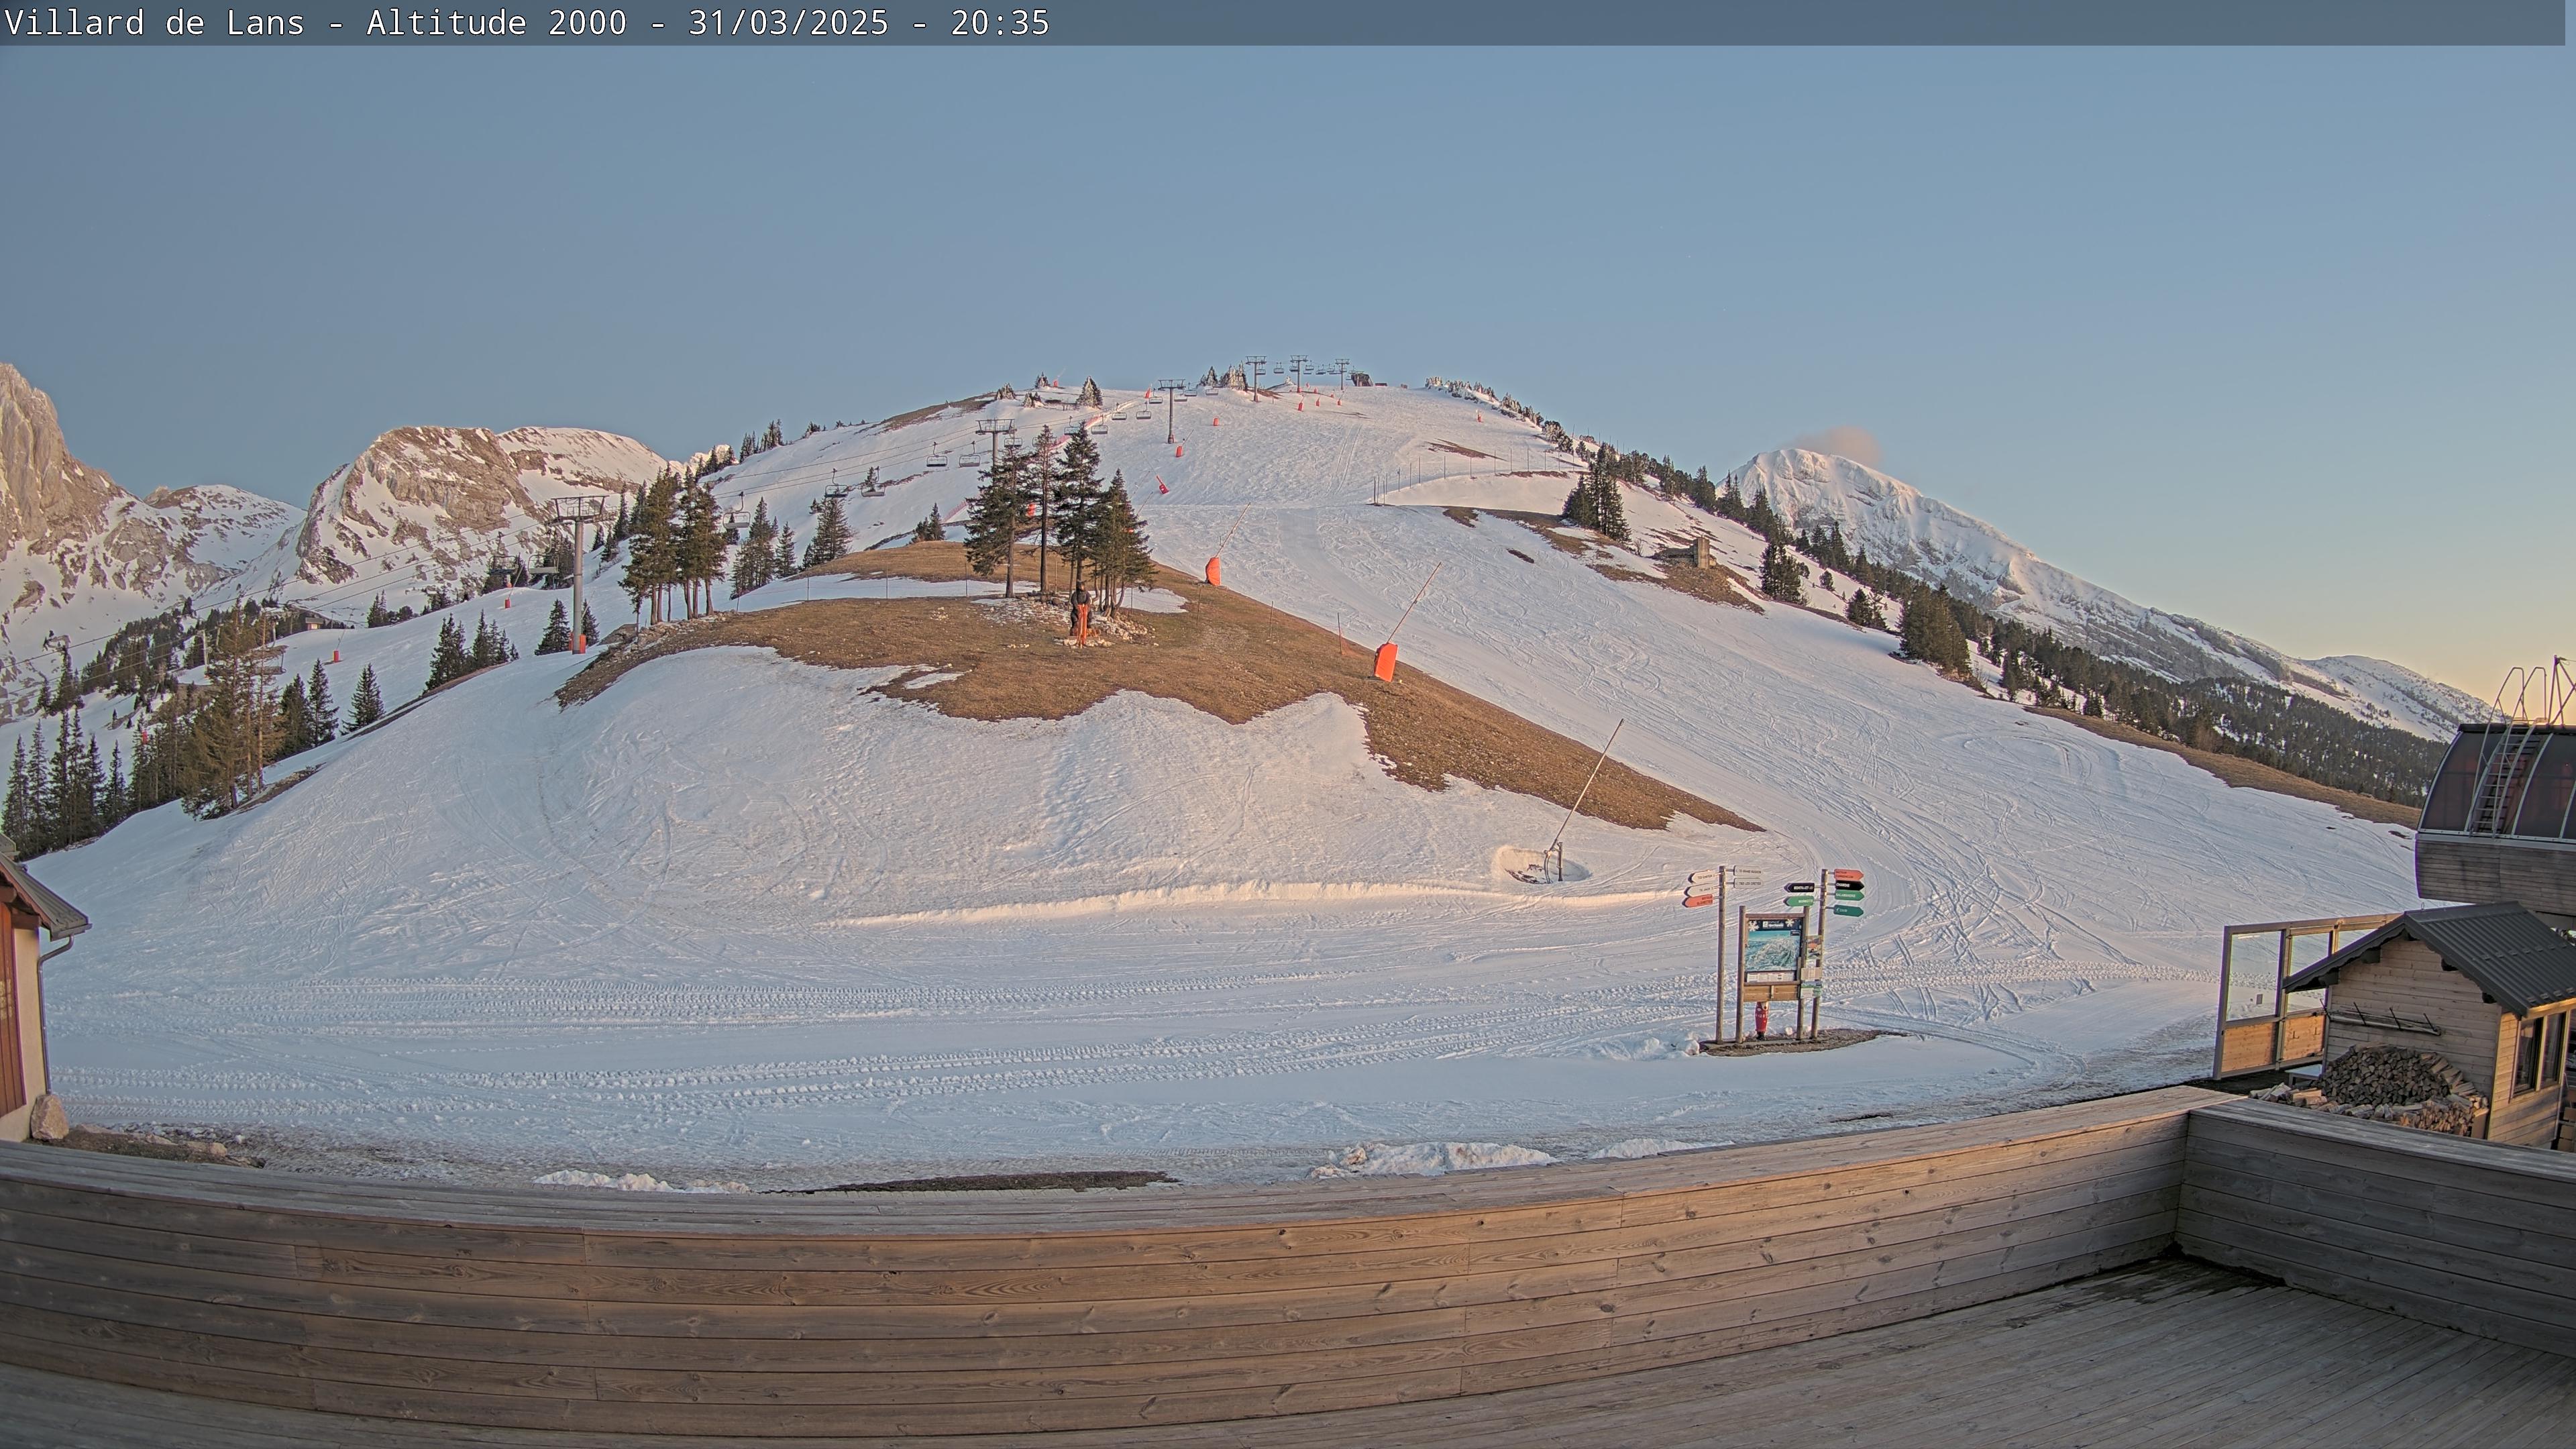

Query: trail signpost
<box><xmin>1697</xmin><ymin>865</ymin><xmax>1866</xmax><ymax>1046</ymax></box>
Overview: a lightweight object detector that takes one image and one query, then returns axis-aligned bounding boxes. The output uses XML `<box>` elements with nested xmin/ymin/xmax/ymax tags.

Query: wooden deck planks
<box><xmin>1</xmin><ymin>1261</ymin><xmax>2565</xmax><ymax>1448</ymax></box>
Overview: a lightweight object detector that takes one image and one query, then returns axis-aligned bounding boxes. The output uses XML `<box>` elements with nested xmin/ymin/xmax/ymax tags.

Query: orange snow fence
<box><xmin>1373</xmin><ymin>642</ymin><xmax>1399</xmax><ymax>682</ymax></box>
<box><xmin>1205</xmin><ymin>557</ymin><xmax>1222</xmax><ymax>588</ymax></box>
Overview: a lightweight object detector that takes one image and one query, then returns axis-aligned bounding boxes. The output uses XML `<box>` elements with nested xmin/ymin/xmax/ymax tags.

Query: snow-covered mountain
<box><xmin>1731</xmin><ymin>448</ymin><xmax>2494</xmax><ymax>738</ymax></box>
<box><xmin>0</xmin><ymin>364</ymin><xmax>296</xmax><ymax>709</ymax></box>
<box><xmin>36</xmin><ymin>377</ymin><xmax>2428</xmax><ymax>1178</ymax></box>
<box><xmin>229</xmin><ymin>423</ymin><xmax>671</xmax><ymax>619</ymax></box>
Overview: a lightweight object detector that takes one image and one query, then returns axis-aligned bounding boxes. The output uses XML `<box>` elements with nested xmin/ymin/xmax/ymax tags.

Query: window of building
<box><xmin>2544</xmin><ymin>1011</ymin><xmax>2567</xmax><ymax>1089</ymax></box>
<box><xmin>2513</xmin><ymin>1015</ymin><xmax>2546</xmax><ymax>1094</ymax></box>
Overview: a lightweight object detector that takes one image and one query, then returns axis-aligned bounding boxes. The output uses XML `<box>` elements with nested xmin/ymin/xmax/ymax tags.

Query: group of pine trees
<box><xmin>423</xmin><ymin>615</ymin><xmax>521</xmax><ymax>692</ymax></box>
<box><xmin>959</xmin><ymin>425</ymin><xmax>1152</xmax><ymax>610</ymax></box>
<box><xmin>1560</xmin><ymin>451</ymin><xmax>1631</xmax><ymax>543</ymax></box>
<box><xmin>615</xmin><ymin>470</ymin><xmax>731</xmax><ymax>625</ymax></box>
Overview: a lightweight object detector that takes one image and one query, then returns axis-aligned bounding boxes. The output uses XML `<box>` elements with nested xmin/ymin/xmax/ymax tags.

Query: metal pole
<box><xmin>1546</xmin><ymin>716</ymin><xmax>1622</xmax><ymax>864</ymax></box>
<box><xmin>570</xmin><ymin>513</ymin><xmax>586</xmax><ymax>651</ymax></box>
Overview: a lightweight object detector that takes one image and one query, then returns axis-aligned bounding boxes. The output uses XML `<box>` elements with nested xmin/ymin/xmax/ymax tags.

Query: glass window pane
<box><xmin>2418</xmin><ymin>732</ymin><xmax>2493</xmax><ymax>833</ymax></box>
<box><xmin>2512</xmin><ymin>732</ymin><xmax>2576</xmax><ymax>839</ymax></box>
<box><xmin>2285</xmin><ymin>933</ymin><xmax>2332</xmax><ymax>1012</ymax></box>
<box><xmin>2226</xmin><ymin>931</ymin><xmax>2281</xmax><ymax>1021</ymax></box>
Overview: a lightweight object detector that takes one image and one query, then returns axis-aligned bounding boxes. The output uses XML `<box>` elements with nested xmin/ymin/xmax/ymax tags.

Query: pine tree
<box><xmin>276</xmin><ymin>676</ymin><xmax>314</xmax><ymax>759</ymax></box>
<box><xmin>580</xmin><ymin>602</ymin><xmax>598</xmax><ymax>646</ymax></box>
<box><xmin>1051</xmin><ymin>428</ymin><xmax>1107</xmax><ymax>594</ymax></box>
<box><xmin>621</xmin><ymin>474</ymin><xmax>680</xmax><ymax>625</ymax></box>
<box><xmin>1744</xmin><ymin>489</ymin><xmax>1784</xmax><ymax>541</ymax></box>
<box><xmin>306</xmin><ymin>659</ymin><xmax>335</xmax><ymax>743</ymax></box>
<box><xmin>425</xmin><ymin>617</ymin><xmax>470</xmax><ymax>692</ymax></box>
<box><xmin>367</xmin><ymin>594</ymin><xmax>393</xmax><ymax>628</ymax></box>
<box><xmin>1760</xmin><ymin>537</ymin><xmax>1808</xmax><ymax>604</ymax></box>
<box><xmin>1076</xmin><ymin>378</ymin><xmax>1102</xmax><ymax>407</ymax></box>
<box><xmin>181</xmin><ymin>609</ymin><xmax>283</xmax><ymax>817</ymax></box>
<box><xmin>730</xmin><ymin>500</ymin><xmax>776</xmax><ymax>598</ymax></box>
<box><xmin>676</xmin><ymin>482</ymin><xmax>725</xmax><ymax>616</ymax></box>
<box><xmin>1089</xmin><ymin>474</ymin><xmax>1152</xmax><ymax>611</ymax></box>
<box><xmin>773</xmin><ymin>527</ymin><xmax>798</xmax><ymax>580</ymax></box>
<box><xmin>911</xmin><ymin>506</ymin><xmax>945</xmax><ymax>544</ymax></box>
<box><xmin>4</xmin><ymin>738</ymin><xmax>33</xmax><ymax>850</ymax></box>
<box><xmin>1560</xmin><ymin>453</ymin><xmax>1629</xmax><ymax>542</ymax></box>
<box><xmin>536</xmin><ymin>600</ymin><xmax>572</xmax><ymax>655</ymax></box>
<box><xmin>1028</xmin><ymin>427</ymin><xmax>1057</xmax><ymax>596</ymax></box>
<box><xmin>964</xmin><ymin>441</ymin><xmax>1031</xmax><ymax>594</ymax></box>
<box><xmin>1898</xmin><ymin>588</ymin><xmax>1974</xmax><ymax>676</ymax></box>
<box><xmin>802</xmin><ymin>490</ymin><xmax>851</xmax><ymax>570</ymax></box>
<box><xmin>103</xmin><ymin>743</ymin><xmax>128</xmax><ymax>827</ymax></box>
<box><xmin>468</xmin><ymin>615</ymin><xmax>519</xmax><ymax>672</ymax></box>
<box><xmin>347</xmin><ymin>665</ymin><xmax>385</xmax><ymax>731</ymax></box>
<box><xmin>1845</xmin><ymin>589</ymin><xmax>1888</xmax><ymax>631</ymax></box>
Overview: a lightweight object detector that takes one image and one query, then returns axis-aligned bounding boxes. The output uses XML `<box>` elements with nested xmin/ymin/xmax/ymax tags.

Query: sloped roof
<box><xmin>0</xmin><ymin>835</ymin><xmax>89</xmax><ymax>939</ymax></box>
<box><xmin>2288</xmin><ymin>902</ymin><xmax>2576</xmax><ymax>1014</ymax></box>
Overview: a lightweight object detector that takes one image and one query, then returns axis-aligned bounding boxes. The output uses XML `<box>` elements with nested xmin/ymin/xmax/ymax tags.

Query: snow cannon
<box><xmin>1205</xmin><ymin>557</ymin><xmax>1222</xmax><ymax>588</ymax></box>
<box><xmin>1373</xmin><ymin>642</ymin><xmax>1399</xmax><ymax>682</ymax></box>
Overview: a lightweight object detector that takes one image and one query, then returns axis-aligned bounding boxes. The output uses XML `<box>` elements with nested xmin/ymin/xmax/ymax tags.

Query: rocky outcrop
<box><xmin>0</xmin><ymin>364</ymin><xmax>123</xmax><ymax>555</ymax></box>
<box><xmin>248</xmin><ymin>425</ymin><xmax>669</xmax><ymax>610</ymax></box>
<box><xmin>0</xmin><ymin>366</ymin><xmax>297</xmax><ymax>713</ymax></box>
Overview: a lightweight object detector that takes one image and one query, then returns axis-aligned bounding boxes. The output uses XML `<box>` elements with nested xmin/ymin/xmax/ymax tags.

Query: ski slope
<box><xmin>30</xmin><ymin>380</ymin><xmax>2422</xmax><ymax>1184</ymax></box>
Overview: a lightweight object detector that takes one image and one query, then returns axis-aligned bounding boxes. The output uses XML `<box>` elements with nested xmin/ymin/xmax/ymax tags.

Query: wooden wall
<box><xmin>2487</xmin><ymin>1006</ymin><xmax>2572</xmax><ymax>1148</ymax></box>
<box><xmin>2326</xmin><ymin>940</ymin><xmax>2504</xmax><ymax>1085</ymax></box>
<box><xmin>2179</xmin><ymin>1098</ymin><xmax>2576</xmax><ymax>1358</ymax></box>
<box><xmin>2416</xmin><ymin>833</ymin><xmax>2576</xmax><ymax>918</ymax></box>
<box><xmin>0</xmin><ymin>1087</ymin><xmax>2220</xmax><ymax>1436</ymax></box>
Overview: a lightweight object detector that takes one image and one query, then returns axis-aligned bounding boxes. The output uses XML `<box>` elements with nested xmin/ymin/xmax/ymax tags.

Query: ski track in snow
<box><xmin>30</xmin><ymin>384</ymin><xmax>2418</xmax><ymax>1180</ymax></box>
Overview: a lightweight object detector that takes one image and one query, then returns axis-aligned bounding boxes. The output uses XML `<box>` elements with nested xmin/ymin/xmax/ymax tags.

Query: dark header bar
<box><xmin>1</xmin><ymin>0</ymin><xmax>2562</xmax><ymax>46</ymax></box>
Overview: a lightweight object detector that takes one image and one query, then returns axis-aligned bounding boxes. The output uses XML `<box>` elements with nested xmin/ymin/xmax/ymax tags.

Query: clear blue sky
<box><xmin>0</xmin><ymin>44</ymin><xmax>2566</xmax><ymax>694</ymax></box>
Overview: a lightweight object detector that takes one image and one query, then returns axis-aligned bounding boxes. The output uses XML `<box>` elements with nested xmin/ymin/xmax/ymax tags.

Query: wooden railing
<box><xmin>0</xmin><ymin>1087</ymin><xmax>2220</xmax><ymax>1436</ymax></box>
<box><xmin>2180</xmin><ymin>1098</ymin><xmax>2576</xmax><ymax>1358</ymax></box>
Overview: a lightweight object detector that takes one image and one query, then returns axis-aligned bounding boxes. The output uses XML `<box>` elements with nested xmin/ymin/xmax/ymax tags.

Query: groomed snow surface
<box><xmin>31</xmin><ymin>383</ymin><xmax>2420</xmax><ymax>1187</ymax></box>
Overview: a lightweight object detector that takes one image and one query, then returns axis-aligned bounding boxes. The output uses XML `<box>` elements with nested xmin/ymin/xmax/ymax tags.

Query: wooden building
<box><xmin>2284</xmin><ymin>903</ymin><xmax>2576</xmax><ymax>1148</ymax></box>
<box><xmin>0</xmin><ymin>840</ymin><xmax>88</xmax><ymax>1143</ymax></box>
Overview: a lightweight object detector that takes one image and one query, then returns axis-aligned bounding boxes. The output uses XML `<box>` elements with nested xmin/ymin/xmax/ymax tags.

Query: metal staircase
<box><xmin>2465</xmin><ymin>722</ymin><xmax>2546</xmax><ymax>835</ymax></box>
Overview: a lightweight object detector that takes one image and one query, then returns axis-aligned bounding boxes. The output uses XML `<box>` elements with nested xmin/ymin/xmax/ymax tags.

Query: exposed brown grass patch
<box><xmin>1442</xmin><ymin>506</ymin><xmax>1480</xmax><ymax>527</ymax></box>
<box><xmin>561</xmin><ymin>543</ymin><xmax>1752</xmax><ymax>834</ymax></box>
<box><xmin>2033</xmin><ymin>706</ymin><xmax>2419</xmax><ymax>826</ymax></box>
<box><xmin>1601</xmin><ymin>561</ymin><xmax>1760</xmax><ymax>612</ymax></box>
<box><xmin>1428</xmin><ymin>439</ymin><xmax>1497</xmax><ymax>459</ymax></box>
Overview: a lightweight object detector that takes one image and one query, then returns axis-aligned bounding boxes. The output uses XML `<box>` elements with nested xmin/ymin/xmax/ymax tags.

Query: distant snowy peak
<box><xmin>1733</xmin><ymin>448</ymin><xmax>2493</xmax><ymax>738</ymax></box>
<box><xmin>246</xmin><ymin>423</ymin><xmax>672</xmax><ymax>616</ymax></box>
<box><xmin>0</xmin><ymin>364</ymin><xmax>299</xmax><ymax>705</ymax></box>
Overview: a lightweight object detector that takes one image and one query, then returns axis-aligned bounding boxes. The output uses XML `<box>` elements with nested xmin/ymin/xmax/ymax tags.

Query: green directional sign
<box><xmin>1833</xmin><ymin>904</ymin><xmax>1864</xmax><ymax>917</ymax></box>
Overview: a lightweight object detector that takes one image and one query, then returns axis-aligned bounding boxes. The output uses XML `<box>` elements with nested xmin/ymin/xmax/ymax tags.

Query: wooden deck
<box><xmin>4</xmin><ymin>1258</ymin><xmax>2568</xmax><ymax>1448</ymax></box>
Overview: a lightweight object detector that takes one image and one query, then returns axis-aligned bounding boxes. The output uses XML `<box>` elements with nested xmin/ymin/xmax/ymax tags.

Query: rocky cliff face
<box><xmin>243</xmin><ymin>425</ymin><xmax>669</xmax><ymax>613</ymax></box>
<box><xmin>0</xmin><ymin>364</ymin><xmax>122</xmax><ymax>553</ymax></box>
<box><xmin>0</xmin><ymin>366</ymin><xmax>297</xmax><ymax>710</ymax></box>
